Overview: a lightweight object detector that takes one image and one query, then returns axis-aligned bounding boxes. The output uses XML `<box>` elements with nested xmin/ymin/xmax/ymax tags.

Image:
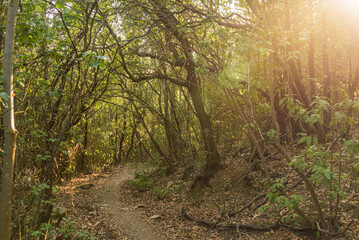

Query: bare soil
<box><xmin>57</xmin><ymin>155</ymin><xmax>359</xmax><ymax>240</ymax></box>
<box><xmin>57</xmin><ymin>165</ymin><xmax>163</xmax><ymax>239</ymax></box>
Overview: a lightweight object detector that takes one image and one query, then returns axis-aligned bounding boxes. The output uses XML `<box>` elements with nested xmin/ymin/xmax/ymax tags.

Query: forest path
<box><xmin>93</xmin><ymin>164</ymin><xmax>163</xmax><ymax>240</ymax></box>
<box><xmin>58</xmin><ymin>164</ymin><xmax>164</xmax><ymax>239</ymax></box>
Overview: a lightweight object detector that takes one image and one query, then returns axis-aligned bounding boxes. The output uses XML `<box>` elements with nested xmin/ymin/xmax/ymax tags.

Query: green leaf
<box><xmin>323</xmin><ymin>170</ymin><xmax>331</xmax><ymax>180</ymax></box>
<box><xmin>259</xmin><ymin>204</ymin><xmax>269</xmax><ymax>214</ymax></box>
<box><xmin>306</xmin><ymin>137</ymin><xmax>311</xmax><ymax>147</ymax></box>
<box><xmin>0</xmin><ymin>92</ymin><xmax>9</xmax><ymax>101</ymax></box>
<box><xmin>354</xmin><ymin>162</ymin><xmax>359</xmax><ymax>172</ymax></box>
<box><xmin>267</xmin><ymin>129</ymin><xmax>276</xmax><ymax>140</ymax></box>
<box><xmin>323</xmin><ymin>175</ymin><xmax>330</xmax><ymax>187</ymax></box>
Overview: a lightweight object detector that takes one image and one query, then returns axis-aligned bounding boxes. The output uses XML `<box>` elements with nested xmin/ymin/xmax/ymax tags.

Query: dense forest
<box><xmin>1</xmin><ymin>0</ymin><xmax>359</xmax><ymax>239</ymax></box>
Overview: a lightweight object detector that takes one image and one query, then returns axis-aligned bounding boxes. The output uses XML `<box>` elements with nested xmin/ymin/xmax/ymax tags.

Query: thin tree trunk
<box><xmin>283</xmin><ymin>0</ymin><xmax>309</xmax><ymax>108</ymax></box>
<box><xmin>0</xmin><ymin>0</ymin><xmax>19</xmax><ymax>239</ymax></box>
<box><xmin>125</xmin><ymin>119</ymin><xmax>137</xmax><ymax>161</ymax></box>
<box><xmin>132</xmin><ymin>103</ymin><xmax>174</xmax><ymax>171</ymax></box>
<box><xmin>149</xmin><ymin>0</ymin><xmax>221</xmax><ymax>182</ymax></box>
<box><xmin>321</xmin><ymin>6</ymin><xmax>331</xmax><ymax>132</ymax></box>
<box><xmin>322</xmin><ymin>8</ymin><xmax>330</xmax><ymax>99</ymax></box>
<box><xmin>116</xmin><ymin>112</ymin><xmax>127</xmax><ymax>165</ymax></box>
<box><xmin>268</xmin><ymin>1</ymin><xmax>323</xmax><ymax>224</ymax></box>
<box><xmin>0</xmin><ymin>0</ymin><xmax>5</xmax><ymax>57</ymax></box>
<box><xmin>308</xmin><ymin>0</ymin><xmax>315</xmax><ymax>100</ymax></box>
<box><xmin>77</xmin><ymin>119</ymin><xmax>89</xmax><ymax>171</ymax></box>
<box><xmin>350</xmin><ymin>56</ymin><xmax>359</xmax><ymax>100</ymax></box>
<box><xmin>162</xmin><ymin>83</ymin><xmax>175</xmax><ymax>161</ymax></box>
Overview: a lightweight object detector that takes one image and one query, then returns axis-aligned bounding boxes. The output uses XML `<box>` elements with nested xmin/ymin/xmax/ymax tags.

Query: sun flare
<box><xmin>330</xmin><ymin>0</ymin><xmax>359</xmax><ymax>19</ymax></box>
<box><xmin>343</xmin><ymin>0</ymin><xmax>359</xmax><ymax>10</ymax></box>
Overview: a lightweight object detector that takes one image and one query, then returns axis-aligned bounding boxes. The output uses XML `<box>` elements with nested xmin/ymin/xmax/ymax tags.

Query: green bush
<box><xmin>130</xmin><ymin>171</ymin><xmax>153</xmax><ymax>191</ymax></box>
<box><xmin>29</xmin><ymin>216</ymin><xmax>97</xmax><ymax>240</ymax></box>
<box><xmin>153</xmin><ymin>183</ymin><xmax>180</xmax><ymax>200</ymax></box>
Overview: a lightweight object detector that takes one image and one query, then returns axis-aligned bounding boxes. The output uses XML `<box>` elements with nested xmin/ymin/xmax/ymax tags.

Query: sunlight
<box><xmin>342</xmin><ymin>0</ymin><xmax>359</xmax><ymax>11</ymax></box>
<box><xmin>330</xmin><ymin>0</ymin><xmax>359</xmax><ymax>19</ymax></box>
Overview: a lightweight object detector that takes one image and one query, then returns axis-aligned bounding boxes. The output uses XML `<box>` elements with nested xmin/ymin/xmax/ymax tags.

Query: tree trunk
<box><xmin>350</xmin><ymin>56</ymin><xmax>359</xmax><ymax>100</ymax></box>
<box><xmin>162</xmin><ymin>83</ymin><xmax>175</xmax><ymax>161</ymax></box>
<box><xmin>308</xmin><ymin>0</ymin><xmax>315</xmax><ymax>100</ymax></box>
<box><xmin>77</xmin><ymin>119</ymin><xmax>89</xmax><ymax>171</ymax></box>
<box><xmin>115</xmin><ymin>112</ymin><xmax>127</xmax><ymax>165</ymax></box>
<box><xmin>103</xmin><ymin>0</ymin><xmax>221</xmax><ymax>183</ymax></box>
<box><xmin>322</xmin><ymin>7</ymin><xmax>330</xmax><ymax>99</ymax></box>
<box><xmin>0</xmin><ymin>0</ymin><xmax>19</xmax><ymax>239</ymax></box>
<box><xmin>125</xmin><ymin>117</ymin><xmax>138</xmax><ymax>161</ymax></box>
<box><xmin>133</xmin><ymin>103</ymin><xmax>174</xmax><ymax>171</ymax></box>
<box><xmin>321</xmin><ymin>6</ymin><xmax>331</xmax><ymax>131</ymax></box>
<box><xmin>0</xmin><ymin>0</ymin><xmax>5</xmax><ymax>57</ymax></box>
<box><xmin>188</xmin><ymin>81</ymin><xmax>220</xmax><ymax>182</ymax></box>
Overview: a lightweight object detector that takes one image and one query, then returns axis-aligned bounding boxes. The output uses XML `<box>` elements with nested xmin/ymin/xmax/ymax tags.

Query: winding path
<box><xmin>94</xmin><ymin>165</ymin><xmax>163</xmax><ymax>240</ymax></box>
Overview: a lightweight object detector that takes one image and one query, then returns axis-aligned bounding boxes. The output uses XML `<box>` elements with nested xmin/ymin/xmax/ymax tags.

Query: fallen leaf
<box><xmin>149</xmin><ymin>214</ymin><xmax>161</xmax><ymax>220</ymax></box>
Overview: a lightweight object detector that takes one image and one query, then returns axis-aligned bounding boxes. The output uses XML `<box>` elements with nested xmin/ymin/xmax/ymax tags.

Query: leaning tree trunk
<box><xmin>187</xmin><ymin>75</ymin><xmax>220</xmax><ymax>182</ymax></box>
<box><xmin>0</xmin><ymin>0</ymin><xmax>19</xmax><ymax>239</ymax></box>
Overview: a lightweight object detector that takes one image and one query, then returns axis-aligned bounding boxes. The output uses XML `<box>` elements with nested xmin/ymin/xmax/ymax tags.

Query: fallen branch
<box><xmin>182</xmin><ymin>208</ymin><xmax>279</xmax><ymax>231</ymax></box>
<box><xmin>182</xmin><ymin>208</ymin><xmax>315</xmax><ymax>233</ymax></box>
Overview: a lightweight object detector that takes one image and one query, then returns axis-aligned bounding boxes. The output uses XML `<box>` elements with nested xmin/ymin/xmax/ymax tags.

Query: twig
<box><xmin>247</xmin><ymin>196</ymin><xmax>268</xmax><ymax>215</ymax></box>
<box><xmin>345</xmin><ymin>233</ymin><xmax>359</xmax><ymax>240</ymax></box>
<box><xmin>315</xmin><ymin>221</ymin><xmax>348</xmax><ymax>238</ymax></box>
<box><xmin>228</xmin><ymin>193</ymin><xmax>266</xmax><ymax>217</ymax></box>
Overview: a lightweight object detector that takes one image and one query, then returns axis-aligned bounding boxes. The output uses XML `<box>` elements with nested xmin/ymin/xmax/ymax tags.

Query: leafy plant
<box><xmin>153</xmin><ymin>184</ymin><xmax>180</xmax><ymax>200</ymax></box>
<box><xmin>29</xmin><ymin>216</ymin><xmax>97</xmax><ymax>240</ymax></box>
<box><xmin>130</xmin><ymin>171</ymin><xmax>154</xmax><ymax>191</ymax></box>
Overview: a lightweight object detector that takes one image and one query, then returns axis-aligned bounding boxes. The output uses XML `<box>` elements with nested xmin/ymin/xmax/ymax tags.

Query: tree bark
<box><xmin>0</xmin><ymin>0</ymin><xmax>19</xmax><ymax>239</ymax></box>
<box><xmin>308</xmin><ymin>0</ymin><xmax>315</xmax><ymax>100</ymax></box>
<box><xmin>322</xmin><ymin>8</ymin><xmax>330</xmax><ymax>99</ymax></box>
<box><xmin>188</xmin><ymin>81</ymin><xmax>220</xmax><ymax>181</ymax></box>
<box><xmin>350</xmin><ymin>56</ymin><xmax>359</xmax><ymax>100</ymax></box>
<box><xmin>77</xmin><ymin>119</ymin><xmax>89</xmax><ymax>171</ymax></box>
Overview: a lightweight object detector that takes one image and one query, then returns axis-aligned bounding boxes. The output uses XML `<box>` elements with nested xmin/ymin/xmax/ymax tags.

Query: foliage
<box><xmin>1</xmin><ymin>0</ymin><xmax>359</xmax><ymax>237</ymax></box>
<box><xmin>30</xmin><ymin>215</ymin><xmax>97</xmax><ymax>240</ymax></box>
<box><xmin>259</xmin><ymin>99</ymin><xmax>359</xmax><ymax>230</ymax></box>
<box><xmin>153</xmin><ymin>182</ymin><xmax>181</xmax><ymax>200</ymax></box>
<box><xmin>130</xmin><ymin>171</ymin><xmax>154</xmax><ymax>191</ymax></box>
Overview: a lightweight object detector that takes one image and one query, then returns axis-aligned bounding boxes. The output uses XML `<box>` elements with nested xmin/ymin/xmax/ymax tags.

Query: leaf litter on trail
<box><xmin>57</xmin><ymin>159</ymin><xmax>359</xmax><ymax>240</ymax></box>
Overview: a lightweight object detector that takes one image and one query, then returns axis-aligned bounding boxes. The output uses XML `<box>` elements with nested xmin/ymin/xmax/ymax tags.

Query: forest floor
<box><xmin>56</xmin><ymin>165</ymin><xmax>163</xmax><ymax>239</ymax></box>
<box><xmin>56</xmin><ymin>154</ymin><xmax>359</xmax><ymax>240</ymax></box>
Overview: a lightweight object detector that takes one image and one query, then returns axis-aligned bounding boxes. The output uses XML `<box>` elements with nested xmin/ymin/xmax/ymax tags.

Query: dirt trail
<box><xmin>93</xmin><ymin>165</ymin><xmax>163</xmax><ymax>240</ymax></box>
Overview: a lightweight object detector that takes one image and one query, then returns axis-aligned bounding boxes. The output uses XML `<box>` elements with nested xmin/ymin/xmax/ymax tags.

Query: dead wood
<box><xmin>181</xmin><ymin>208</ymin><xmax>319</xmax><ymax>234</ymax></box>
<box><xmin>182</xmin><ymin>208</ymin><xmax>279</xmax><ymax>231</ymax></box>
